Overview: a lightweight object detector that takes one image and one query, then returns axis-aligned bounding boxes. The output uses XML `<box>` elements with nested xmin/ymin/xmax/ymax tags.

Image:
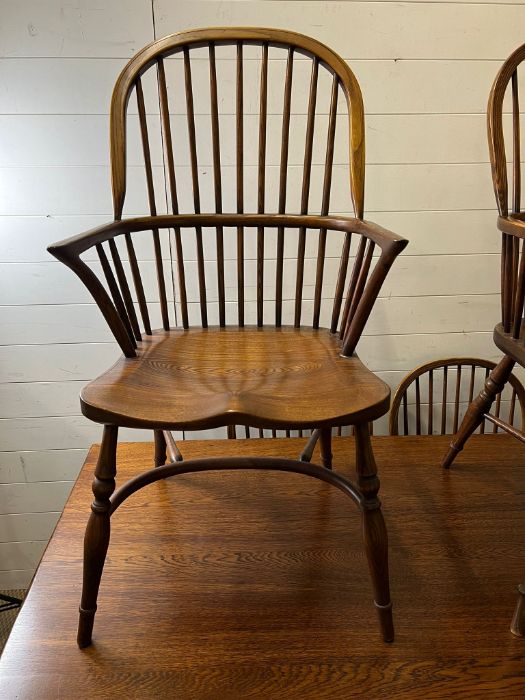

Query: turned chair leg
<box><xmin>154</xmin><ymin>430</ymin><xmax>167</xmax><ymax>467</ymax></box>
<box><xmin>442</xmin><ymin>355</ymin><xmax>515</xmax><ymax>468</ymax></box>
<box><xmin>77</xmin><ymin>425</ymin><xmax>118</xmax><ymax>648</ymax></box>
<box><xmin>355</xmin><ymin>422</ymin><xmax>394</xmax><ymax>643</ymax></box>
<box><xmin>319</xmin><ymin>427</ymin><xmax>333</xmax><ymax>469</ymax></box>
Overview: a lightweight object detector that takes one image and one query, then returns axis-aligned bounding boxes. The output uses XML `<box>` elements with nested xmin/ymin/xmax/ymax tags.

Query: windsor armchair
<box><xmin>48</xmin><ymin>28</ymin><xmax>407</xmax><ymax>648</ymax></box>
<box><xmin>441</xmin><ymin>44</ymin><xmax>525</xmax><ymax>638</ymax></box>
<box><xmin>390</xmin><ymin>358</ymin><xmax>525</xmax><ymax>436</ymax></box>
<box><xmin>443</xmin><ymin>45</ymin><xmax>525</xmax><ymax>467</ymax></box>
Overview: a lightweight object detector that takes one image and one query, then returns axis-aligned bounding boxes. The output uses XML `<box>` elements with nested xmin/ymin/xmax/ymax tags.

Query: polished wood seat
<box><xmin>81</xmin><ymin>328</ymin><xmax>390</xmax><ymax>430</ymax></box>
<box><xmin>47</xmin><ymin>28</ymin><xmax>407</xmax><ymax>649</ymax></box>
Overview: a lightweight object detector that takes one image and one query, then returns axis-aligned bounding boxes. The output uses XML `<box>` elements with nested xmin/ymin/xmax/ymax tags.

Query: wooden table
<box><xmin>1</xmin><ymin>435</ymin><xmax>524</xmax><ymax>698</ymax></box>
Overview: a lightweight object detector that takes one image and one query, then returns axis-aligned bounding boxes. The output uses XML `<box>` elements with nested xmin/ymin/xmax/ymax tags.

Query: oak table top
<box><xmin>1</xmin><ymin>435</ymin><xmax>524</xmax><ymax>699</ymax></box>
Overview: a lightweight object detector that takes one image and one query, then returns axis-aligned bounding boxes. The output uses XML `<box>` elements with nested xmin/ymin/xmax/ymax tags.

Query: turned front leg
<box><xmin>77</xmin><ymin>425</ymin><xmax>118</xmax><ymax>648</ymax></box>
<box><xmin>355</xmin><ymin>422</ymin><xmax>394</xmax><ymax>642</ymax></box>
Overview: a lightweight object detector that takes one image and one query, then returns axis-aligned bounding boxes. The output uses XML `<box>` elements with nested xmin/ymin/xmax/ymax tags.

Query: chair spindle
<box><xmin>157</xmin><ymin>58</ymin><xmax>188</xmax><ymax>329</ymax></box>
<box><xmin>257</xmin><ymin>43</ymin><xmax>268</xmax><ymax>327</ymax></box>
<box><xmin>183</xmin><ymin>46</ymin><xmax>207</xmax><ymax>327</ymax></box>
<box><xmin>209</xmin><ymin>43</ymin><xmax>226</xmax><ymax>326</ymax></box>
<box><xmin>295</xmin><ymin>58</ymin><xmax>319</xmax><ymax>328</ymax></box>
<box><xmin>276</xmin><ymin>47</ymin><xmax>294</xmax><ymax>327</ymax></box>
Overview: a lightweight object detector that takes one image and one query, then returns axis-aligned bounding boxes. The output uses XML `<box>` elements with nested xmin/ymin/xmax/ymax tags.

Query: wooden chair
<box><xmin>47</xmin><ymin>28</ymin><xmax>407</xmax><ymax>648</ymax></box>
<box><xmin>440</xmin><ymin>44</ymin><xmax>525</xmax><ymax>638</ymax></box>
<box><xmin>442</xmin><ymin>45</ymin><xmax>525</xmax><ymax>473</ymax></box>
<box><xmin>390</xmin><ymin>357</ymin><xmax>525</xmax><ymax>437</ymax></box>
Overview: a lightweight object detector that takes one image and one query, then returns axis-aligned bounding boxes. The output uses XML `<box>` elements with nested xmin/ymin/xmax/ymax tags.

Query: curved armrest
<box><xmin>48</xmin><ymin>214</ymin><xmax>408</xmax><ymax>358</ymax></box>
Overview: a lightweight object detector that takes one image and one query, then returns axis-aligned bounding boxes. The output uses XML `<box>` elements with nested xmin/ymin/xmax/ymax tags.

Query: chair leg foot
<box><xmin>77</xmin><ymin>425</ymin><xmax>117</xmax><ymax>649</ymax></box>
<box><xmin>77</xmin><ymin>607</ymin><xmax>96</xmax><ymax>648</ymax></box>
<box><xmin>511</xmin><ymin>584</ymin><xmax>525</xmax><ymax>637</ymax></box>
<box><xmin>363</xmin><ymin>507</ymin><xmax>394</xmax><ymax>642</ymax></box>
<box><xmin>441</xmin><ymin>355</ymin><xmax>515</xmax><ymax>468</ymax></box>
<box><xmin>355</xmin><ymin>422</ymin><xmax>393</xmax><ymax>642</ymax></box>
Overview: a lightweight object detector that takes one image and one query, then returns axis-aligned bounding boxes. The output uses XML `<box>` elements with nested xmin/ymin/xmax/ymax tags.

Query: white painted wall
<box><xmin>1</xmin><ymin>0</ymin><xmax>523</xmax><ymax>587</ymax></box>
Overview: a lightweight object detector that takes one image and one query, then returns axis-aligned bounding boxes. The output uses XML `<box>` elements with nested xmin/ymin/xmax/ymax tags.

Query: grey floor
<box><xmin>0</xmin><ymin>590</ymin><xmax>25</xmax><ymax>655</ymax></box>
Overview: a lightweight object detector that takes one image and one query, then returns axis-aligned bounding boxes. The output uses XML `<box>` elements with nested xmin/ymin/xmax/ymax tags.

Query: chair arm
<box><xmin>48</xmin><ymin>220</ymin><xmax>138</xmax><ymax>357</ymax></box>
<box><xmin>47</xmin><ymin>214</ymin><xmax>408</xmax><ymax>359</ymax></box>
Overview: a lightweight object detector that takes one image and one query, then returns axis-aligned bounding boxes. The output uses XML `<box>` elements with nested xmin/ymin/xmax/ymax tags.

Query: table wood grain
<box><xmin>1</xmin><ymin>435</ymin><xmax>524</xmax><ymax>698</ymax></box>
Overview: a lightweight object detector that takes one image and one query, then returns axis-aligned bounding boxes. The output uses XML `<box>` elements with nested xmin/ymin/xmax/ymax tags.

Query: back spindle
<box><xmin>415</xmin><ymin>377</ymin><xmax>421</xmax><ymax>435</ymax></box>
<box><xmin>313</xmin><ymin>75</ymin><xmax>338</xmax><ymax>329</ymax></box>
<box><xmin>428</xmin><ymin>369</ymin><xmax>433</xmax><ymax>435</ymax></box>
<box><xmin>441</xmin><ymin>366</ymin><xmax>448</xmax><ymax>435</ymax></box>
<box><xmin>512</xmin><ymin>69</ymin><xmax>521</xmax><ymax>215</ymax></box>
<box><xmin>108</xmin><ymin>239</ymin><xmax>141</xmax><ymax>341</ymax></box>
<box><xmin>257</xmin><ymin>43</ymin><xmax>268</xmax><ymax>327</ymax></box>
<box><xmin>236</xmin><ymin>42</ymin><xmax>245</xmax><ymax>327</ymax></box>
<box><xmin>209</xmin><ymin>43</ymin><xmax>226</xmax><ymax>326</ymax></box>
<box><xmin>135</xmin><ymin>77</ymin><xmax>169</xmax><ymax>330</ymax></box>
<box><xmin>157</xmin><ymin>58</ymin><xmax>188</xmax><ymax>329</ymax></box>
<box><xmin>125</xmin><ymin>233</ymin><xmax>151</xmax><ymax>335</ymax></box>
<box><xmin>276</xmin><ymin>47</ymin><xmax>294</xmax><ymax>327</ymax></box>
<box><xmin>452</xmin><ymin>364</ymin><xmax>462</xmax><ymax>434</ymax></box>
<box><xmin>295</xmin><ymin>57</ymin><xmax>319</xmax><ymax>328</ymax></box>
<box><xmin>183</xmin><ymin>46</ymin><xmax>207</xmax><ymax>328</ymax></box>
<box><xmin>96</xmin><ymin>243</ymin><xmax>136</xmax><ymax>347</ymax></box>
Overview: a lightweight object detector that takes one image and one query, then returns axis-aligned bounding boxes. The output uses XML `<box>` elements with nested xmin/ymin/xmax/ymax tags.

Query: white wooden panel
<box><xmin>367</xmin><ymin>295</ymin><xmax>499</xmax><ymax>336</ymax></box>
<box><xmin>358</xmin><ymin>332</ymin><xmax>498</xmax><ymax>372</ymax></box>
<box><xmin>369</xmin><ymin>210</ymin><xmax>500</xmax><ymax>256</ymax></box>
<box><xmin>0</xmin><ymin>162</ymin><xmax>499</xmax><ymax>216</ymax></box>
<box><xmin>156</xmin><ymin>1</ymin><xmax>525</xmax><ymax>60</ymax></box>
<box><xmin>0</xmin><ymin>115</ymin><xmax>162</xmax><ymax>167</ymax></box>
<box><xmin>0</xmin><ymin>215</ymin><xmax>171</xmax><ymax>263</ymax></box>
<box><xmin>0</xmin><ymin>113</ymin><xmax>503</xmax><ymax>167</ymax></box>
<box><xmin>0</xmin><ymin>513</ymin><xmax>59</xmax><ymax>544</ymax></box>
<box><xmin>0</xmin><ymin>449</ymin><xmax>87</xmax><ymax>483</ymax></box>
<box><xmin>0</xmin><ymin>305</ymin><xmax>114</xmax><ymax>344</ymax></box>
<box><xmin>0</xmin><ymin>58</ymin><xmax>517</xmax><ymax>116</ymax></box>
<box><xmin>0</xmin><ymin>58</ymin><xmax>158</xmax><ymax>115</ymax></box>
<box><xmin>0</xmin><ymin>166</ymin><xmax>166</xmax><ymax>216</ymax></box>
<box><xmin>0</xmin><ymin>210</ymin><xmax>502</xmax><ymax>265</ymax></box>
<box><xmin>0</xmin><ymin>382</ymin><xmax>83</xmax><ymax>418</ymax></box>
<box><xmin>0</xmin><ymin>569</ymin><xmax>33</xmax><ymax>589</ymax></box>
<box><xmin>0</xmin><ymin>415</ymin><xmax>178</xmax><ymax>452</ymax></box>
<box><xmin>0</xmin><ymin>481</ymin><xmax>72</xmax><ymax>515</ymax></box>
<box><xmin>0</xmin><ymin>293</ymin><xmax>499</xmax><ymax>348</ymax></box>
<box><xmin>0</xmin><ymin>260</ymin><xmax>173</xmax><ymax>305</ymax></box>
<box><xmin>0</xmin><ymin>343</ymin><xmax>118</xmax><ymax>382</ymax></box>
<box><xmin>0</xmin><ymin>540</ymin><xmax>47</xmax><ymax>570</ymax></box>
<box><xmin>1</xmin><ymin>0</ymin><xmax>152</xmax><ymax>58</ymax></box>
<box><xmin>0</xmin><ymin>252</ymin><xmax>499</xmax><ymax>311</ymax></box>
<box><xmin>178</xmin><ymin>253</ymin><xmax>499</xmax><ymax>306</ymax></box>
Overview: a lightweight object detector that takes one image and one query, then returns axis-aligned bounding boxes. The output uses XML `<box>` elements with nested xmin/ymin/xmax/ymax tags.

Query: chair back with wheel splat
<box><xmin>47</xmin><ymin>28</ymin><xmax>407</xmax><ymax>649</ymax></box>
<box><xmin>390</xmin><ymin>357</ymin><xmax>525</xmax><ymax>436</ymax></box>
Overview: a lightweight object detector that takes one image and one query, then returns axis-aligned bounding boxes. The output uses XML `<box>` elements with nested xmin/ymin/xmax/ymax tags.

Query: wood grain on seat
<box><xmin>81</xmin><ymin>327</ymin><xmax>390</xmax><ymax>430</ymax></box>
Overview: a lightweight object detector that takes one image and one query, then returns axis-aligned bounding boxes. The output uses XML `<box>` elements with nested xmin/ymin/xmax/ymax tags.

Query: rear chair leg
<box><xmin>77</xmin><ymin>425</ymin><xmax>118</xmax><ymax>648</ymax></box>
<box><xmin>319</xmin><ymin>427</ymin><xmax>333</xmax><ymax>469</ymax></box>
<box><xmin>355</xmin><ymin>422</ymin><xmax>393</xmax><ymax>643</ymax></box>
<box><xmin>442</xmin><ymin>355</ymin><xmax>515</xmax><ymax>468</ymax></box>
<box><xmin>154</xmin><ymin>430</ymin><xmax>167</xmax><ymax>467</ymax></box>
